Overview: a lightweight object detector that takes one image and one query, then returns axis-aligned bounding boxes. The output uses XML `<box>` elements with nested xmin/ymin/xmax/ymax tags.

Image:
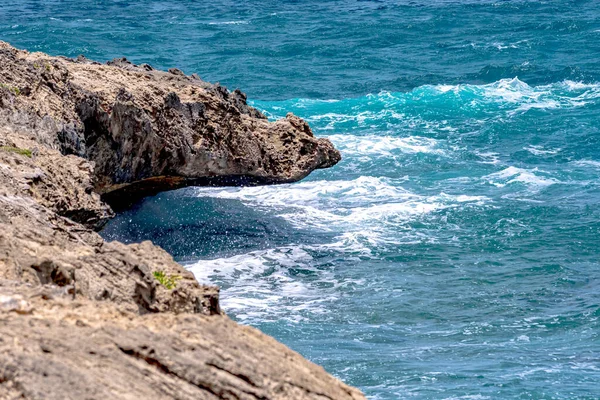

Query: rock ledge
<box><xmin>0</xmin><ymin>41</ymin><xmax>340</xmax><ymax>210</ymax></box>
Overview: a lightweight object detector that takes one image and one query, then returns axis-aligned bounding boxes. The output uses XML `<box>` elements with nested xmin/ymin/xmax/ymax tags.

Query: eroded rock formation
<box><xmin>0</xmin><ymin>42</ymin><xmax>340</xmax><ymax>208</ymax></box>
<box><xmin>0</xmin><ymin>43</ymin><xmax>362</xmax><ymax>399</ymax></box>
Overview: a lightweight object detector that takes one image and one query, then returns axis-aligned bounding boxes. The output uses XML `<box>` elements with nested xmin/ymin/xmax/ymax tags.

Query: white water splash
<box><xmin>524</xmin><ymin>145</ymin><xmax>561</xmax><ymax>156</ymax></box>
<box><xmin>329</xmin><ymin>134</ymin><xmax>446</xmax><ymax>156</ymax></box>
<box><xmin>484</xmin><ymin>166</ymin><xmax>560</xmax><ymax>188</ymax></box>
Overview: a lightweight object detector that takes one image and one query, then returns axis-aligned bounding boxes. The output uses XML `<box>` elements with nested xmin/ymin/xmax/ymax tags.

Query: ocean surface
<box><xmin>3</xmin><ymin>1</ymin><xmax>600</xmax><ymax>398</ymax></box>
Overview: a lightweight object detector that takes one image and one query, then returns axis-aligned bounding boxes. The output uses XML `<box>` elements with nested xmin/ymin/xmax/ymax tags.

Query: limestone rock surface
<box><xmin>0</xmin><ymin>284</ymin><xmax>364</xmax><ymax>400</ymax></box>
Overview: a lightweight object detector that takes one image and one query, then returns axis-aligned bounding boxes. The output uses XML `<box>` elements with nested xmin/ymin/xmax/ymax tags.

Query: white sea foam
<box><xmin>195</xmin><ymin>176</ymin><xmax>414</xmax><ymax>206</ymax></box>
<box><xmin>208</xmin><ymin>20</ymin><xmax>249</xmax><ymax>25</ymax></box>
<box><xmin>570</xmin><ymin>362</ymin><xmax>600</xmax><ymax>371</ymax></box>
<box><xmin>195</xmin><ymin>177</ymin><xmax>422</xmax><ymax>230</ymax></box>
<box><xmin>516</xmin><ymin>334</ymin><xmax>530</xmax><ymax>342</ymax></box>
<box><xmin>474</xmin><ymin>151</ymin><xmax>501</xmax><ymax>165</ymax></box>
<box><xmin>572</xmin><ymin>160</ymin><xmax>600</xmax><ymax>168</ymax></box>
<box><xmin>484</xmin><ymin>166</ymin><xmax>559</xmax><ymax>188</ymax></box>
<box><xmin>188</xmin><ymin>243</ymin><xmax>363</xmax><ymax>323</ymax></box>
<box><xmin>524</xmin><ymin>145</ymin><xmax>561</xmax><ymax>156</ymax></box>
<box><xmin>561</xmin><ymin>80</ymin><xmax>600</xmax><ymax>91</ymax></box>
<box><xmin>437</xmin><ymin>84</ymin><xmax>456</xmax><ymax>93</ymax></box>
<box><xmin>492</xmin><ymin>41</ymin><xmax>518</xmax><ymax>51</ymax></box>
<box><xmin>428</xmin><ymin>78</ymin><xmax>599</xmax><ymax>113</ymax></box>
<box><xmin>431</xmin><ymin>78</ymin><xmax>533</xmax><ymax>103</ymax></box>
<box><xmin>328</xmin><ymin>134</ymin><xmax>446</xmax><ymax>156</ymax></box>
<box><xmin>465</xmin><ymin>39</ymin><xmax>528</xmax><ymax>52</ymax></box>
<box><xmin>483</xmin><ymin>78</ymin><xmax>540</xmax><ymax>103</ymax></box>
<box><xmin>436</xmin><ymin>193</ymin><xmax>489</xmax><ymax>204</ymax></box>
<box><xmin>194</xmin><ymin>176</ymin><xmax>487</xmax><ymax>232</ymax></box>
<box><xmin>514</xmin><ymin>100</ymin><xmax>564</xmax><ymax>113</ymax></box>
<box><xmin>305</xmin><ymin>109</ymin><xmax>405</xmax><ymax>130</ymax></box>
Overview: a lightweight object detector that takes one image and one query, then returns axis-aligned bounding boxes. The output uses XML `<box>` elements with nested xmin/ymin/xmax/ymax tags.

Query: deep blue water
<box><xmin>3</xmin><ymin>1</ymin><xmax>600</xmax><ymax>398</ymax></box>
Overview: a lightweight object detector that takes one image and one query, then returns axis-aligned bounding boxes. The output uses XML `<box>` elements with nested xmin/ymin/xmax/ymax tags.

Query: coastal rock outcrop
<box><xmin>0</xmin><ymin>41</ymin><xmax>341</xmax><ymax>209</ymax></box>
<box><xmin>0</xmin><ymin>42</ymin><xmax>362</xmax><ymax>399</ymax></box>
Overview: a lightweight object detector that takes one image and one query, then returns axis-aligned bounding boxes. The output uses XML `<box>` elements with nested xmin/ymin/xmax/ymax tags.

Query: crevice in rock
<box><xmin>31</xmin><ymin>260</ymin><xmax>74</xmax><ymax>287</ymax></box>
<box><xmin>117</xmin><ymin>345</ymin><xmax>234</xmax><ymax>399</ymax></box>
<box><xmin>283</xmin><ymin>381</ymin><xmax>336</xmax><ymax>400</ymax></box>
<box><xmin>206</xmin><ymin>362</ymin><xmax>263</xmax><ymax>392</ymax></box>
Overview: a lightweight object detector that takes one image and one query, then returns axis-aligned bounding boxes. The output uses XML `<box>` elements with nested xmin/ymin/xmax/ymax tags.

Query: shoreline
<box><xmin>0</xmin><ymin>42</ymin><xmax>363</xmax><ymax>400</ymax></box>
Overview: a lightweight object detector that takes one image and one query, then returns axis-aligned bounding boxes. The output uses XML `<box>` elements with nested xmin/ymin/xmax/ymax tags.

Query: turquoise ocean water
<box><xmin>3</xmin><ymin>1</ymin><xmax>600</xmax><ymax>398</ymax></box>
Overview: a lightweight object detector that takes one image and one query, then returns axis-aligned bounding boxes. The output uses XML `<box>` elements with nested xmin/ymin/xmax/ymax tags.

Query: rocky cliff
<box><xmin>0</xmin><ymin>42</ymin><xmax>340</xmax><ymax>212</ymax></box>
<box><xmin>0</xmin><ymin>42</ymin><xmax>363</xmax><ymax>400</ymax></box>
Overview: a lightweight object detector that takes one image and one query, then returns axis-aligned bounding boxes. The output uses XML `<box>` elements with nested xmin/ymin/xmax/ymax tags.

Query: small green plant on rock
<box><xmin>0</xmin><ymin>83</ymin><xmax>20</xmax><ymax>96</ymax></box>
<box><xmin>0</xmin><ymin>146</ymin><xmax>32</xmax><ymax>158</ymax></box>
<box><xmin>153</xmin><ymin>270</ymin><xmax>181</xmax><ymax>290</ymax></box>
